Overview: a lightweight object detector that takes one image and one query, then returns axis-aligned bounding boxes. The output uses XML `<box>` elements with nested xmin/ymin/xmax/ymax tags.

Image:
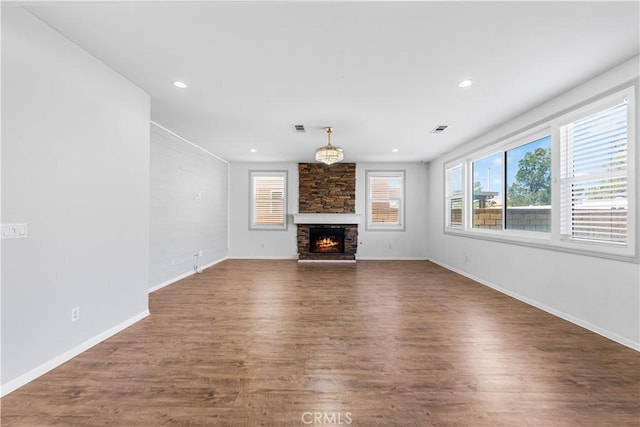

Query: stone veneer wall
<box><xmin>298</xmin><ymin>163</ymin><xmax>356</xmax><ymax>213</ymax></box>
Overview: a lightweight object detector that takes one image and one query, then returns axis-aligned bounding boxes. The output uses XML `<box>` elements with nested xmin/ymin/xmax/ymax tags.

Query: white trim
<box><xmin>228</xmin><ymin>255</ymin><xmax>298</xmax><ymax>260</ymax></box>
<box><xmin>148</xmin><ymin>256</ymin><xmax>228</xmax><ymax>293</ymax></box>
<box><xmin>0</xmin><ymin>310</ymin><xmax>150</xmax><ymax>397</ymax></box>
<box><xmin>428</xmin><ymin>258</ymin><xmax>640</xmax><ymax>352</ymax></box>
<box><xmin>150</xmin><ymin>121</ymin><xmax>229</xmax><ymax>164</ymax></box>
<box><xmin>365</xmin><ymin>169</ymin><xmax>406</xmax><ymax>231</ymax></box>
<box><xmin>298</xmin><ymin>260</ymin><xmax>356</xmax><ymax>264</ymax></box>
<box><xmin>356</xmin><ymin>256</ymin><xmax>429</xmax><ymax>261</ymax></box>
<box><xmin>249</xmin><ymin>170</ymin><xmax>288</xmax><ymax>230</ymax></box>
<box><xmin>292</xmin><ymin>213</ymin><xmax>363</xmax><ymax>224</ymax></box>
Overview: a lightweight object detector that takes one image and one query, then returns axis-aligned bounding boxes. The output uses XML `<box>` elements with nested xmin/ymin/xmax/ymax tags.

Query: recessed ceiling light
<box><xmin>173</xmin><ymin>81</ymin><xmax>188</xmax><ymax>89</ymax></box>
<box><xmin>250</xmin><ymin>148</ymin><xmax>257</xmax><ymax>153</ymax></box>
<box><xmin>392</xmin><ymin>148</ymin><xmax>399</xmax><ymax>153</ymax></box>
<box><xmin>458</xmin><ymin>79</ymin><xmax>473</xmax><ymax>88</ymax></box>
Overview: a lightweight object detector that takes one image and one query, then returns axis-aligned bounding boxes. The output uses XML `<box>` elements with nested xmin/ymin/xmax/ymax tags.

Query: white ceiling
<box><xmin>21</xmin><ymin>1</ymin><xmax>640</xmax><ymax>163</ymax></box>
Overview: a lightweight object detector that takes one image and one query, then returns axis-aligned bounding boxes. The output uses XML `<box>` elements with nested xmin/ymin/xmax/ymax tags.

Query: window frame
<box><xmin>556</xmin><ymin>89</ymin><xmax>632</xmax><ymax>247</ymax></box>
<box><xmin>366</xmin><ymin>170</ymin><xmax>406</xmax><ymax>231</ymax></box>
<box><xmin>249</xmin><ymin>170</ymin><xmax>288</xmax><ymax>231</ymax></box>
<box><xmin>445</xmin><ymin>162</ymin><xmax>464</xmax><ymax>229</ymax></box>
<box><xmin>443</xmin><ymin>85</ymin><xmax>636</xmax><ymax>262</ymax></box>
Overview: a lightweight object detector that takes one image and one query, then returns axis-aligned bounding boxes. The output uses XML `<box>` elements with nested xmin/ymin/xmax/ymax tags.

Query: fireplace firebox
<box><xmin>297</xmin><ymin>223</ymin><xmax>358</xmax><ymax>261</ymax></box>
<box><xmin>309</xmin><ymin>228</ymin><xmax>345</xmax><ymax>254</ymax></box>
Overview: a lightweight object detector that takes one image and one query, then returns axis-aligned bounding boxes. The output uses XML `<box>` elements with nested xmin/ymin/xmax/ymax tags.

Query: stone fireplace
<box><xmin>296</xmin><ymin>222</ymin><xmax>358</xmax><ymax>261</ymax></box>
<box><xmin>295</xmin><ymin>163</ymin><xmax>360</xmax><ymax>262</ymax></box>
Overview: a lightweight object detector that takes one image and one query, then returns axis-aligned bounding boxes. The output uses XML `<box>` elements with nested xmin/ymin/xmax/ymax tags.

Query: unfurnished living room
<box><xmin>1</xmin><ymin>1</ymin><xmax>639</xmax><ymax>426</ymax></box>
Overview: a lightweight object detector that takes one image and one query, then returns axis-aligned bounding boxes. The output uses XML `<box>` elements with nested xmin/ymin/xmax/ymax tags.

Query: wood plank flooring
<box><xmin>1</xmin><ymin>260</ymin><xmax>638</xmax><ymax>426</ymax></box>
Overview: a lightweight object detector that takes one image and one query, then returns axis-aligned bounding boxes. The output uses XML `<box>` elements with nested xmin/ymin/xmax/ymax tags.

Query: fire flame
<box><xmin>314</xmin><ymin>236</ymin><xmax>341</xmax><ymax>252</ymax></box>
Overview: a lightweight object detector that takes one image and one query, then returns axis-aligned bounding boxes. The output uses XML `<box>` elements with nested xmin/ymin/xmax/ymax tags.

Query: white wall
<box><xmin>356</xmin><ymin>162</ymin><xmax>429</xmax><ymax>260</ymax></box>
<box><xmin>149</xmin><ymin>124</ymin><xmax>229</xmax><ymax>290</ymax></box>
<box><xmin>229</xmin><ymin>162</ymin><xmax>299</xmax><ymax>259</ymax></box>
<box><xmin>228</xmin><ymin>161</ymin><xmax>429</xmax><ymax>260</ymax></box>
<box><xmin>1</xmin><ymin>8</ymin><xmax>150</xmax><ymax>393</ymax></box>
<box><xmin>427</xmin><ymin>56</ymin><xmax>640</xmax><ymax>350</ymax></box>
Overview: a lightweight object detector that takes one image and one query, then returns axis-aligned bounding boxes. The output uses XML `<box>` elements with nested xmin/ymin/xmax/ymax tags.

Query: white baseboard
<box><xmin>356</xmin><ymin>256</ymin><xmax>429</xmax><ymax>261</ymax></box>
<box><xmin>227</xmin><ymin>255</ymin><xmax>298</xmax><ymax>260</ymax></box>
<box><xmin>298</xmin><ymin>260</ymin><xmax>356</xmax><ymax>264</ymax></box>
<box><xmin>148</xmin><ymin>256</ymin><xmax>228</xmax><ymax>293</ymax></box>
<box><xmin>428</xmin><ymin>258</ymin><xmax>640</xmax><ymax>352</ymax></box>
<box><xmin>1</xmin><ymin>310</ymin><xmax>150</xmax><ymax>397</ymax></box>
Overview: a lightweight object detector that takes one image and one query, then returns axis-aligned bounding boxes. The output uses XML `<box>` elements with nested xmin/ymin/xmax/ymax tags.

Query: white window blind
<box><xmin>560</xmin><ymin>99</ymin><xmax>628</xmax><ymax>244</ymax></box>
<box><xmin>445</xmin><ymin>164</ymin><xmax>462</xmax><ymax>229</ymax></box>
<box><xmin>367</xmin><ymin>171</ymin><xmax>404</xmax><ymax>230</ymax></box>
<box><xmin>251</xmin><ymin>172</ymin><xmax>287</xmax><ymax>229</ymax></box>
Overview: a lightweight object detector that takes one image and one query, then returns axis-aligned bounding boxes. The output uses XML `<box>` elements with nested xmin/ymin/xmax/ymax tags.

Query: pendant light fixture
<box><xmin>315</xmin><ymin>126</ymin><xmax>344</xmax><ymax>165</ymax></box>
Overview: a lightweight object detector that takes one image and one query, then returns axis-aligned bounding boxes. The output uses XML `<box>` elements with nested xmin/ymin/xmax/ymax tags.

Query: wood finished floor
<box><xmin>1</xmin><ymin>260</ymin><xmax>638</xmax><ymax>426</ymax></box>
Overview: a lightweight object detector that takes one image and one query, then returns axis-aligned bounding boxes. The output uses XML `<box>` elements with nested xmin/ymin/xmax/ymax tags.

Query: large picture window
<box><xmin>250</xmin><ymin>171</ymin><xmax>287</xmax><ymax>230</ymax></box>
<box><xmin>366</xmin><ymin>170</ymin><xmax>405</xmax><ymax>230</ymax></box>
<box><xmin>506</xmin><ymin>136</ymin><xmax>551</xmax><ymax>232</ymax></box>
<box><xmin>443</xmin><ymin>85</ymin><xmax>635</xmax><ymax>260</ymax></box>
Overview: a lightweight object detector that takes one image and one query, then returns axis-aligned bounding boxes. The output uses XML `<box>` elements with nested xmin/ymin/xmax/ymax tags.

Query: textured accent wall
<box><xmin>298</xmin><ymin>163</ymin><xmax>356</xmax><ymax>213</ymax></box>
<box><xmin>150</xmin><ymin>124</ymin><xmax>229</xmax><ymax>289</ymax></box>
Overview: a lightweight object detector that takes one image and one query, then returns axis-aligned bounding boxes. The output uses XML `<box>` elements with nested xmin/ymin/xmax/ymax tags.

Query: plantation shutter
<box><xmin>253</xmin><ymin>174</ymin><xmax>285</xmax><ymax>227</ymax></box>
<box><xmin>560</xmin><ymin>99</ymin><xmax>628</xmax><ymax>243</ymax></box>
<box><xmin>446</xmin><ymin>165</ymin><xmax>463</xmax><ymax>228</ymax></box>
<box><xmin>369</xmin><ymin>174</ymin><xmax>402</xmax><ymax>224</ymax></box>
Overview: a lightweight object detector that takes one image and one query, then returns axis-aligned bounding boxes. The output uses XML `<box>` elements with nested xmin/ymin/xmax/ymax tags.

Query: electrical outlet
<box><xmin>171</xmin><ymin>258</ymin><xmax>175</xmax><ymax>265</ymax></box>
<box><xmin>198</xmin><ymin>250</ymin><xmax>203</xmax><ymax>257</ymax></box>
<box><xmin>71</xmin><ymin>307</ymin><xmax>80</xmax><ymax>322</ymax></box>
<box><xmin>464</xmin><ymin>255</ymin><xmax>469</xmax><ymax>263</ymax></box>
<box><xmin>1</xmin><ymin>223</ymin><xmax>28</xmax><ymax>240</ymax></box>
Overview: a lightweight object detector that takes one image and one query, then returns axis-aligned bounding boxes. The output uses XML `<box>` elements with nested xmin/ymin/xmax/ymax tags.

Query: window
<box><xmin>560</xmin><ymin>97</ymin><xmax>629</xmax><ymax>244</ymax></box>
<box><xmin>443</xmin><ymin>85</ymin><xmax>635</xmax><ymax>260</ymax></box>
<box><xmin>472</xmin><ymin>152</ymin><xmax>503</xmax><ymax>230</ymax></box>
<box><xmin>506</xmin><ymin>136</ymin><xmax>552</xmax><ymax>232</ymax></box>
<box><xmin>250</xmin><ymin>171</ymin><xmax>287</xmax><ymax>230</ymax></box>
<box><xmin>367</xmin><ymin>170</ymin><xmax>405</xmax><ymax>230</ymax></box>
<box><xmin>445</xmin><ymin>164</ymin><xmax>463</xmax><ymax>229</ymax></box>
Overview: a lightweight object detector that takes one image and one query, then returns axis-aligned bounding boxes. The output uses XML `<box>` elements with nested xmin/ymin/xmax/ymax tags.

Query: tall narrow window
<box><xmin>367</xmin><ymin>171</ymin><xmax>405</xmax><ymax>230</ymax></box>
<box><xmin>445</xmin><ymin>164</ymin><xmax>463</xmax><ymax>229</ymax></box>
<box><xmin>472</xmin><ymin>153</ymin><xmax>503</xmax><ymax>230</ymax></box>
<box><xmin>560</xmin><ymin>98</ymin><xmax>628</xmax><ymax>244</ymax></box>
<box><xmin>250</xmin><ymin>171</ymin><xmax>287</xmax><ymax>229</ymax></box>
<box><xmin>506</xmin><ymin>135</ymin><xmax>552</xmax><ymax>232</ymax></box>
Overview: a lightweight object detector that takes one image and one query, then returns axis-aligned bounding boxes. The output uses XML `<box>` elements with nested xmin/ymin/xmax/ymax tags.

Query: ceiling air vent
<box><xmin>431</xmin><ymin>125</ymin><xmax>448</xmax><ymax>134</ymax></box>
<box><xmin>292</xmin><ymin>124</ymin><xmax>306</xmax><ymax>133</ymax></box>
